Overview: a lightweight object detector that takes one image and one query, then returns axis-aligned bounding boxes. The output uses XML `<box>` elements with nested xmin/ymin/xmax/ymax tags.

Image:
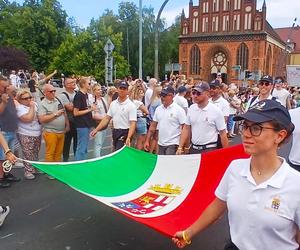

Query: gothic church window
<box><xmin>190</xmin><ymin>45</ymin><xmax>201</xmax><ymax>75</ymax></box>
<box><xmin>237</xmin><ymin>43</ymin><xmax>249</xmax><ymax>71</ymax></box>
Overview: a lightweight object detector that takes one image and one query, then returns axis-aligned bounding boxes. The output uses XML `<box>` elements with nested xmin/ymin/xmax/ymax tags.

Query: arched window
<box><xmin>190</xmin><ymin>45</ymin><xmax>201</xmax><ymax>75</ymax></box>
<box><xmin>237</xmin><ymin>43</ymin><xmax>249</xmax><ymax>71</ymax></box>
<box><xmin>266</xmin><ymin>46</ymin><xmax>272</xmax><ymax>75</ymax></box>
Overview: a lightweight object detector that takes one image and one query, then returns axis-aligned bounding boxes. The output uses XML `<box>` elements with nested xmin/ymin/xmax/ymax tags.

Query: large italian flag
<box><xmin>30</xmin><ymin>145</ymin><xmax>248</xmax><ymax>237</ymax></box>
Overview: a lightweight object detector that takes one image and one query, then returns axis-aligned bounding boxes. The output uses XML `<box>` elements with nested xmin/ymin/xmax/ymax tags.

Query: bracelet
<box><xmin>4</xmin><ymin>149</ymin><xmax>12</xmax><ymax>155</ymax></box>
<box><xmin>182</xmin><ymin>230</ymin><xmax>192</xmax><ymax>245</ymax></box>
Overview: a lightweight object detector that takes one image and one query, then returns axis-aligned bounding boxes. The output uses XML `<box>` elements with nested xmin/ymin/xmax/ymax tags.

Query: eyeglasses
<box><xmin>259</xmin><ymin>81</ymin><xmax>272</xmax><ymax>87</ymax></box>
<box><xmin>191</xmin><ymin>90</ymin><xmax>202</xmax><ymax>96</ymax></box>
<box><xmin>48</xmin><ymin>90</ymin><xmax>56</xmax><ymax>93</ymax></box>
<box><xmin>20</xmin><ymin>96</ymin><xmax>32</xmax><ymax>100</ymax></box>
<box><xmin>241</xmin><ymin>122</ymin><xmax>275</xmax><ymax>136</ymax></box>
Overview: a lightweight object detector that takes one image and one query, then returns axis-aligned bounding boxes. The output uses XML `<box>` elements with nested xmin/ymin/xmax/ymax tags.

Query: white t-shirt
<box><xmin>107</xmin><ymin>98</ymin><xmax>137</xmax><ymax>129</ymax></box>
<box><xmin>133</xmin><ymin>100</ymin><xmax>144</xmax><ymax>117</ymax></box>
<box><xmin>153</xmin><ymin>102</ymin><xmax>186</xmax><ymax>146</ymax></box>
<box><xmin>210</xmin><ymin>96</ymin><xmax>230</xmax><ymax>117</ymax></box>
<box><xmin>16</xmin><ymin>103</ymin><xmax>42</xmax><ymax>136</ymax></box>
<box><xmin>93</xmin><ymin>97</ymin><xmax>108</xmax><ymax>120</ymax></box>
<box><xmin>215</xmin><ymin>158</ymin><xmax>300</xmax><ymax>250</ymax></box>
<box><xmin>186</xmin><ymin>102</ymin><xmax>226</xmax><ymax>145</ymax></box>
<box><xmin>289</xmin><ymin>107</ymin><xmax>300</xmax><ymax>165</ymax></box>
<box><xmin>272</xmin><ymin>88</ymin><xmax>290</xmax><ymax>108</ymax></box>
<box><xmin>173</xmin><ymin>95</ymin><xmax>188</xmax><ymax>111</ymax></box>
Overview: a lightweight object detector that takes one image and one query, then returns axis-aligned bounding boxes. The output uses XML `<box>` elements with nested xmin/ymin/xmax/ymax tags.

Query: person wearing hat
<box><xmin>144</xmin><ymin>86</ymin><xmax>186</xmax><ymax>155</ymax></box>
<box><xmin>174</xmin><ymin>86</ymin><xmax>188</xmax><ymax>113</ymax></box>
<box><xmin>209</xmin><ymin>80</ymin><xmax>230</xmax><ymax>122</ymax></box>
<box><xmin>272</xmin><ymin>76</ymin><xmax>291</xmax><ymax>109</ymax></box>
<box><xmin>246</xmin><ymin>75</ymin><xmax>277</xmax><ymax>110</ymax></box>
<box><xmin>176</xmin><ymin>82</ymin><xmax>228</xmax><ymax>155</ymax></box>
<box><xmin>173</xmin><ymin>99</ymin><xmax>299</xmax><ymax>250</ymax></box>
<box><xmin>90</xmin><ymin>81</ymin><xmax>137</xmax><ymax>151</ymax></box>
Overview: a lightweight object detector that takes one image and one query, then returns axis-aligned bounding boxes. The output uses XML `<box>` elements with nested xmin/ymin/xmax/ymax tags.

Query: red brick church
<box><xmin>179</xmin><ymin>0</ymin><xmax>287</xmax><ymax>83</ymax></box>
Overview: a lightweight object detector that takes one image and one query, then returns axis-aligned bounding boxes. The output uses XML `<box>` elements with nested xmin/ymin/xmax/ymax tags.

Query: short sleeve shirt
<box><xmin>38</xmin><ymin>98</ymin><xmax>66</xmax><ymax>133</ymax></box>
<box><xmin>215</xmin><ymin>158</ymin><xmax>300</xmax><ymax>250</ymax></box>
<box><xmin>17</xmin><ymin>103</ymin><xmax>41</xmax><ymax>136</ymax></box>
<box><xmin>73</xmin><ymin>91</ymin><xmax>94</xmax><ymax>128</ymax></box>
<box><xmin>153</xmin><ymin>102</ymin><xmax>186</xmax><ymax>146</ymax></box>
<box><xmin>186</xmin><ymin>102</ymin><xmax>226</xmax><ymax>145</ymax></box>
<box><xmin>107</xmin><ymin>98</ymin><xmax>137</xmax><ymax>129</ymax></box>
<box><xmin>210</xmin><ymin>96</ymin><xmax>230</xmax><ymax>117</ymax></box>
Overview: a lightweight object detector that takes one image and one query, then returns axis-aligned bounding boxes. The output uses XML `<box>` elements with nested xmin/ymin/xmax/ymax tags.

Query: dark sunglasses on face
<box><xmin>191</xmin><ymin>90</ymin><xmax>202</xmax><ymax>96</ymax></box>
<box><xmin>21</xmin><ymin>96</ymin><xmax>33</xmax><ymax>100</ymax></box>
<box><xmin>259</xmin><ymin>81</ymin><xmax>272</xmax><ymax>87</ymax></box>
<box><xmin>119</xmin><ymin>87</ymin><xmax>128</xmax><ymax>90</ymax></box>
<box><xmin>49</xmin><ymin>90</ymin><xmax>56</xmax><ymax>93</ymax></box>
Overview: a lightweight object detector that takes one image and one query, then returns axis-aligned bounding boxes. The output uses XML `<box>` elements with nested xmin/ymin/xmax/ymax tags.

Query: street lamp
<box><xmin>139</xmin><ymin>0</ymin><xmax>143</xmax><ymax>79</ymax></box>
<box><xmin>154</xmin><ymin>0</ymin><xmax>170</xmax><ymax>80</ymax></box>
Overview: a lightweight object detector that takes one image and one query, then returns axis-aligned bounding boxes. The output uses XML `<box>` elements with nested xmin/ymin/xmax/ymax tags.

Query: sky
<box><xmin>14</xmin><ymin>0</ymin><xmax>300</xmax><ymax>29</ymax></box>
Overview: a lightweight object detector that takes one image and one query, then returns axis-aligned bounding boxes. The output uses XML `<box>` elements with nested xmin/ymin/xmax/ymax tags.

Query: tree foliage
<box><xmin>0</xmin><ymin>46</ymin><xmax>30</xmax><ymax>72</ymax></box>
<box><xmin>0</xmin><ymin>0</ymin><xmax>180</xmax><ymax>80</ymax></box>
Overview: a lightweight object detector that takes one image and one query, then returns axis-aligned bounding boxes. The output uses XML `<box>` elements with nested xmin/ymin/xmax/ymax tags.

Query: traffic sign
<box><xmin>232</xmin><ymin>65</ymin><xmax>241</xmax><ymax>70</ymax></box>
<box><xmin>104</xmin><ymin>38</ymin><xmax>115</xmax><ymax>54</ymax></box>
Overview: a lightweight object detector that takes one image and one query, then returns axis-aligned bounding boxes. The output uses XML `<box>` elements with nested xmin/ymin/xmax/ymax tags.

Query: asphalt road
<box><xmin>0</xmin><ymin>121</ymin><xmax>292</xmax><ymax>250</ymax></box>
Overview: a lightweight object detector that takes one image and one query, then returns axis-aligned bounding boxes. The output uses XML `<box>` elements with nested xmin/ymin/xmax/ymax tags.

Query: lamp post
<box><xmin>139</xmin><ymin>0</ymin><xmax>143</xmax><ymax>79</ymax></box>
<box><xmin>154</xmin><ymin>0</ymin><xmax>170</xmax><ymax>80</ymax></box>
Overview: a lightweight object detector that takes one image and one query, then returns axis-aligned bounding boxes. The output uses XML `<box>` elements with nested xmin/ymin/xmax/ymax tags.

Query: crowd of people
<box><xmin>1</xmin><ymin>69</ymin><xmax>300</xmax><ymax>248</ymax></box>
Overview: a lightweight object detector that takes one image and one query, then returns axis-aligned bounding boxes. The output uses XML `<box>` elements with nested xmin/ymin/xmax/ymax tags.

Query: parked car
<box><xmin>50</xmin><ymin>78</ymin><xmax>63</xmax><ymax>88</ymax></box>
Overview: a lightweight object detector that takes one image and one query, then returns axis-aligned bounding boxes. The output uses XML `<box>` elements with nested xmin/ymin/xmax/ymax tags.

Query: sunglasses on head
<box><xmin>21</xmin><ymin>96</ymin><xmax>33</xmax><ymax>100</ymax></box>
<box><xmin>259</xmin><ymin>81</ymin><xmax>272</xmax><ymax>87</ymax></box>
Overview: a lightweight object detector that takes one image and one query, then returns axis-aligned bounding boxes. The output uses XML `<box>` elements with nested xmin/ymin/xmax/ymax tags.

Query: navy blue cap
<box><xmin>209</xmin><ymin>79</ymin><xmax>221</xmax><ymax>88</ymax></box>
<box><xmin>233</xmin><ymin>99</ymin><xmax>294</xmax><ymax>132</ymax></box>
<box><xmin>161</xmin><ymin>86</ymin><xmax>175</xmax><ymax>95</ymax></box>
<box><xmin>118</xmin><ymin>81</ymin><xmax>129</xmax><ymax>88</ymax></box>
<box><xmin>177</xmin><ymin>86</ymin><xmax>187</xmax><ymax>93</ymax></box>
<box><xmin>193</xmin><ymin>82</ymin><xmax>210</xmax><ymax>92</ymax></box>
<box><xmin>259</xmin><ymin>75</ymin><xmax>273</xmax><ymax>84</ymax></box>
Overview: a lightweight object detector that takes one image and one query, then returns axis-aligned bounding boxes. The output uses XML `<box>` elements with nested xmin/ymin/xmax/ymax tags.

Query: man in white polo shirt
<box><xmin>209</xmin><ymin>80</ymin><xmax>230</xmax><ymax>123</ymax></box>
<box><xmin>272</xmin><ymin>76</ymin><xmax>291</xmax><ymax>109</ymax></box>
<box><xmin>177</xmin><ymin>82</ymin><xmax>228</xmax><ymax>154</ymax></box>
<box><xmin>289</xmin><ymin>106</ymin><xmax>300</xmax><ymax>171</ymax></box>
<box><xmin>144</xmin><ymin>86</ymin><xmax>186</xmax><ymax>155</ymax></box>
<box><xmin>90</xmin><ymin>81</ymin><xmax>137</xmax><ymax>151</ymax></box>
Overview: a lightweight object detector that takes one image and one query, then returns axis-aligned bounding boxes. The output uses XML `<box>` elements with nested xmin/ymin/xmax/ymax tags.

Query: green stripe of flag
<box><xmin>31</xmin><ymin>147</ymin><xmax>157</xmax><ymax>197</ymax></box>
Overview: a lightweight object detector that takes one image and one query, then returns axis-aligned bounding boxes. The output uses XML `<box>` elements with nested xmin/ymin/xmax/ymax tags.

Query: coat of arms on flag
<box><xmin>112</xmin><ymin>184</ymin><xmax>182</xmax><ymax>215</ymax></box>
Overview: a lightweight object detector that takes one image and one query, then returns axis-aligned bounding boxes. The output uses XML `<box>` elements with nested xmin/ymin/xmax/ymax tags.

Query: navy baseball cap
<box><xmin>259</xmin><ymin>75</ymin><xmax>273</xmax><ymax>84</ymax></box>
<box><xmin>161</xmin><ymin>86</ymin><xmax>175</xmax><ymax>96</ymax></box>
<box><xmin>177</xmin><ymin>86</ymin><xmax>187</xmax><ymax>93</ymax></box>
<box><xmin>233</xmin><ymin>99</ymin><xmax>294</xmax><ymax>132</ymax></box>
<box><xmin>118</xmin><ymin>81</ymin><xmax>129</xmax><ymax>88</ymax></box>
<box><xmin>209</xmin><ymin>79</ymin><xmax>221</xmax><ymax>88</ymax></box>
<box><xmin>193</xmin><ymin>82</ymin><xmax>210</xmax><ymax>92</ymax></box>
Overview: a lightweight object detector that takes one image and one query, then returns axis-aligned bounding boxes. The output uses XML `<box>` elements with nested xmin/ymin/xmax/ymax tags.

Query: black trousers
<box><xmin>112</xmin><ymin>129</ymin><xmax>129</xmax><ymax>151</ymax></box>
<box><xmin>63</xmin><ymin>122</ymin><xmax>77</xmax><ymax>162</ymax></box>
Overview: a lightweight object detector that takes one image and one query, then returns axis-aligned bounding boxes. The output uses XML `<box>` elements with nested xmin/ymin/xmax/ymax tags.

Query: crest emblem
<box><xmin>112</xmin><ymin>184</ymin><xmax>182</xmax><ymax>215</ymax></box>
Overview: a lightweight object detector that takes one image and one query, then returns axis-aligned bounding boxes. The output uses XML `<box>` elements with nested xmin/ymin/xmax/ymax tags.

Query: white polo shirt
<box><xmin>215</xmin><ymin>158</ymin><xmax>300</xmax><ymax>250</ymax></box>
<box><xmin>107</xmin><ymin>98</ymin><xmax>137</xmax><ymax>129</ymax></box>
<box><xmin>289</xmin><ymin>107</ymin><xmax>300</xmax><ymax>165</ymax></box>
<box><xmin>272</xmin><ymin>88</ymin><xmax>290</xmax><ymax>108</ymax></box>
<box><xmin>210</xmin><ymin>96</ymin><xmax>230</xmax><ymax>117</ymax></box>
<box><xmin>174</xmin><ymin>95</ymin><xmax>188</xmax><ymax>110</ymax></box>
<box><xmin>153</xmin><ymin>102</ymin><xmax>186</xmax><ymax>146</ymax></box>
<box><xmin>186</xmin><ymin>102</ymin><xmax>226</xmax><ymax>145</ymax></box>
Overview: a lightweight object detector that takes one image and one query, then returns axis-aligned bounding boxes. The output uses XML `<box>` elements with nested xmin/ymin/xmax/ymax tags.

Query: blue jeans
<box><xmin>93</xmin><ymin>129</ymin><xmax>107</xmax><ymax>158</ymax></box>
<box><xmin>75</xmin><ymin>128</ymin><xmax>90</xmax><ymax>161</ymax></box>
<box><xmin>0</xmin><ymin>131</ymin><xmax>16</xmax><ymax>160</ymax></box>
<box><xmin>227</xmin><ymin>114</ymin><xmax>235</xmax><ymax>134</ymax></box>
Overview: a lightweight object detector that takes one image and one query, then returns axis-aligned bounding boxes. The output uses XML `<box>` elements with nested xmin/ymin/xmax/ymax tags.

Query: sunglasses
<box><xmin>21</xmin><ymin>96</ymin><xmax>33</xmax><ymax>100</ymax></box>
<box><xmin>48</xmin><ymin>90</ymin><xmax>56</xmax><ymax>93</ymax></box>
<box><xmin>191</xmin><ymin>90</ymin><xmax>202</xmax><ymax>96</ymax></box>
<box><xmin>259</xmin><ymin>81</ymin><xmax>272</xmax><ymax>87</ymax></box>
<box><xmin>118</xmin><ymin>86</ymin><xmax>128</xmax><ymax>90</ymax></box>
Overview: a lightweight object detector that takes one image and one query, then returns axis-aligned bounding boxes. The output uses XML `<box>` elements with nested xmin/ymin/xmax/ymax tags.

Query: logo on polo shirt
<box><xmin>265</xmin><ymin>195</ymin><xmax>281</xmax><ymax>214</ymax></box>
<box><xmin>271</xmin><ymin>196</ymin><xmax>281</xmax><ymax>210</ymax></box>
<box><xmin>252</xmin><ymin>101</ymin><xmax>266</xmax><ymax>111</ymax></box>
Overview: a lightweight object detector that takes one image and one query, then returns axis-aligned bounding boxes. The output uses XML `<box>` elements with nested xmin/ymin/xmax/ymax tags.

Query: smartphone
<box><xmin>58</xmin><ymin>103</ymin><xmax>64</xmax><ymax>110</ymax></box>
